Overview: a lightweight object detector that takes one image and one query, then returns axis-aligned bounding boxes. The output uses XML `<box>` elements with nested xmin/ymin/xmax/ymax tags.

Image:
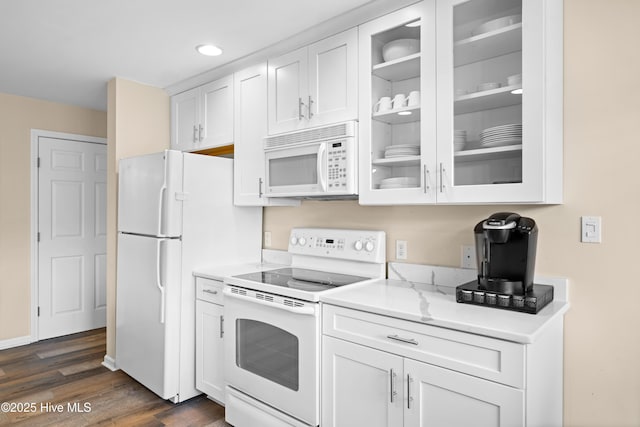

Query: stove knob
<box><xmin>354</xmin><ymin>240</ymin><xmax>363</xmax><ymax>251</ymax></box>
<box><xmin>365</xmin><ymin>241</ymin><xmax>375</xmax><ymax>252</ymax></box>
<box><xmin>299</xmin><ymin>237</ymin><xmax>307</xmax><ymax>246</ymax></box>
<box><xmin>290</xmin><ymin>236</ymin><xmax>298</xmax><ymax>246</ymax></box>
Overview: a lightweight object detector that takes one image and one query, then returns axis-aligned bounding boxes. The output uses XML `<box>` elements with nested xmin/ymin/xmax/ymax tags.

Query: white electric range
<box><xmin>223</xmin><ymin>228</ymin><xmax>386</xmax><ymax>427</ymax></box>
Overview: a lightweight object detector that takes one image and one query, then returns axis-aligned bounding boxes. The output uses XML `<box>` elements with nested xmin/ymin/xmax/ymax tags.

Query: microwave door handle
<box><xmin>317</xmin><ymin>143</ymin><xmax>327</xmax><ymax>191</ymax></box>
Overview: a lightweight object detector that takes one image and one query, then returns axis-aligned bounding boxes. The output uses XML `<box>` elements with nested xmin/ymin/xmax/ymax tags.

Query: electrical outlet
<box><xmin>461</xmin><ymin>245</ymin><xmax>476</xmax><ymax>269</ymax></box>
<box><xmin>264</xmin><ymin>231</ymin><xmax>272</xmax><ymax>247</ymax></box>
<box><xmin>396</xmin><ymin>240</ymin><xmax>408</xmax><ymax>260</ymax></box>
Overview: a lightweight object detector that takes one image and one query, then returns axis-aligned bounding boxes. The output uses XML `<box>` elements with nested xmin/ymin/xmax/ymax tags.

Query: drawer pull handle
<box><xmin>387</xmin><ymin>334</ymin><xmax>419</xmax><ymax>345</ymax></box>
<box><xmin>203</xmin><ymin>289</ymin><xmax>219</xmax><ymax>295</ymax></box>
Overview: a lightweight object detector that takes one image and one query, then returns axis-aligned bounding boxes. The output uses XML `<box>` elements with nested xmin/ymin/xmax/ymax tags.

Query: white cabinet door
<box><xmin>195</xmin><ymin>299</ymin><xmax>225</xmax><ymax>403</ymax></box>
<box><xmin>171</xmin><ymin>75</ymin><xmax>235</xmax><ymax>152</ymax></box>
<box><xmin>358</xmin><ymin>2</ymin><xmax>437</xmax><ymax>205</ymax></box>
<box><xmin>268</xmin><ymin>46</ymin><xmax>308</xmax><ymax>135</ymax></box>
<box><xmin>200</xmin><ymin>75</ymin><xmax>234</xmax><ymax>148</ymax></box>
<box><xmin>435</xmin><ymin>0</ymin><xmax>562</xmax><ymax>203</ymax></box>
<box><xmin>322</xmin><ymin>336</ymin><xmax>403</xmax><ymax>427</ymax></box>
<box><xmin>171</xmin><ymin>87</ymin><xmax>199</xmax><ymax>151</ymax></box>
<box><xmin>405</xmin><ymin>358</ymin><xmax>524</xmax><ymax>427</ymax></box>
<box><xmin>268</xmin><ymin>28</ymin><xmax>358</xmax><ymax>135</ymax></box>
<box><xmin>308</xmin><ymin>28</ymin><xmax>358</xmax><ymax>127</ymax></box>
<box><xmin>233</xmin><ymin>64</ymin><xmax>300</xmax><ymax>207</ymax></box>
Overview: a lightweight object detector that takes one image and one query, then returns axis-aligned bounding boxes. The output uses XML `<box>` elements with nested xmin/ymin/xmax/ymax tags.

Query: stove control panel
<box><xmin>288</xmin><ymin>228</ymin><xmax>385</xmax><ymax>263</ymax></box>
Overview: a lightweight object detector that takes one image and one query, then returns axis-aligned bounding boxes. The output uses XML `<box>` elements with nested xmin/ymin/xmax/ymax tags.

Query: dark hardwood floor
<box><xmin>0</xmin><ymin>328</ymin><xmax>229</xmax><ymax>426</ymax></box>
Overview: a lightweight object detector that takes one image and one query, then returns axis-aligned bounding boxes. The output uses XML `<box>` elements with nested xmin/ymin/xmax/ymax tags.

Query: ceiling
<box><xmin>0</xmin><ymin>0</ymin><xmax>378</xmax><ymax>111</ymax></box>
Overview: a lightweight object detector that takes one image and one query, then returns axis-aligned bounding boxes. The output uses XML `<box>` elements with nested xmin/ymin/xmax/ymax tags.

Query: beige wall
<box><xmin>0</xmin><ymin>93</ymin><xmax>106</xmax><ymax>341</ymax></box>
<box><xmin>264</xmin><ymin>1</ymin><xmax>640</xmax><ymax>426</ymax></box>
<box><xmin>105</xmin><ymin>78</ymin><xmax>170</xmax><ymax>359</ymax></box>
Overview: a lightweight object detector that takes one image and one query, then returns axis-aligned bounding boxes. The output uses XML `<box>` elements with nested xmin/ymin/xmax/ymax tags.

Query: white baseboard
<box><xmin>102</xmin><ymin>355</ymin><xmax>118</xmax><ymax>371</ymax></box>
<box><xmin>0</xmin><ymin>335</ymin><xmax>32</xmax><ymax>351</ymax></box>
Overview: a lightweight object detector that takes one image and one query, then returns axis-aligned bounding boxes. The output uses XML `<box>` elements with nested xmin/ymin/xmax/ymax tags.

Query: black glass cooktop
<box><xmin>233</xmin><ymin>268</ymin><xmax>369</xmax><ymax>293</ymax></box>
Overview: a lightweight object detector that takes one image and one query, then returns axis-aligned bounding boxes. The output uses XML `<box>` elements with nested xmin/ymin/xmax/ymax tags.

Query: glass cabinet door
<box><xmin>358</xmin><ymin>2</ymin><xmax>437</xmax><ymax>205</ymax></box>
<box><xmin>436</xmin><ymin>0</ymin><xmax>554</xmax><ymax>203</ymax></box>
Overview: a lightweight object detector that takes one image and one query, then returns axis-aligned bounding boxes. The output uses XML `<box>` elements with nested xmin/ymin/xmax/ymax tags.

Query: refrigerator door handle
<box><xmin>156</xmin><ymin>239</ymin><xmax>166</xmax><ymax>324</ymax></box>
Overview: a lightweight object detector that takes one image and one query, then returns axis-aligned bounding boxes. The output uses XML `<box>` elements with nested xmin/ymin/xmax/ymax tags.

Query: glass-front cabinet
<box><xmin>359</xmin><ymin>0</ymin><xmax>562</xmax><ymax>205</ymax></box>
<box><xmin>359</xmin><ymin>2</ymin><xmax>437</xmax><ymax>205</ymax></box>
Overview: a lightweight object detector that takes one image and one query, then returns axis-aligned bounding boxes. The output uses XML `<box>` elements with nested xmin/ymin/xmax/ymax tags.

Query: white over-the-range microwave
<box><xmin>263</xmin><ymin>121</ymin><xmax>358</xmax><ymax>199</ymax></box>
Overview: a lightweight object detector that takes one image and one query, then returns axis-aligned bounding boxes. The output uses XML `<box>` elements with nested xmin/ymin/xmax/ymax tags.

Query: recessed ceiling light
<box><xmin>511</xmin><ymin>88</ymin><xmax>523</xmax><ymax>95</ymax></box>
<box><xmin>406</xmin><ymin>20</ymin><xmax>421</xmax><ymax>28</ymax></box>
<box><xmin>397</xmin><ymin>111</ymin><xmax>412</xmax><ymax>116</ymax></box>
<box><xmin>196</xmin><ymin>44</ymin><xmax>223</xmax><ymax>56</ymax></box>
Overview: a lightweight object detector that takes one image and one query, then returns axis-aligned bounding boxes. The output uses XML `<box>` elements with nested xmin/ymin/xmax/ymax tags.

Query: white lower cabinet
<box><xmin>322</xmin><ymin>304</ymin><xmax>562</xmax><ymax>427</ymax></box>
<box><xmin>195</xmin><ymin>277</ymin><xmax>225</xmax><ymax>404</ymax></box>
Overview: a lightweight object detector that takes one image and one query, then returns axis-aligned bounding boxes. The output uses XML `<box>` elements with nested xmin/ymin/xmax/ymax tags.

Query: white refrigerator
<box><xmin>116</xmin><ymin>150</ymin><xmax>262</xmax><ymax>403</ymax></box>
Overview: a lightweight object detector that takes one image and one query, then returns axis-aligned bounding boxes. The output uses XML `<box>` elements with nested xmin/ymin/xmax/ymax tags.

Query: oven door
<box><xmin>264</xmin><ymin>142</ymin><xmax>326</xmax><ymax>197</ymax></box>
<box><xmin>223</xmin><ymin>286</ymin><xmax>320</xmax><ymax>426</ymax></box>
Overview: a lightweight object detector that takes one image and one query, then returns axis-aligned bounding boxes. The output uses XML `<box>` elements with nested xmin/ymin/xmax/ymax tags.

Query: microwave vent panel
<box><xmin>264</xmin><ymin>121</ymin><xmax>356</xmax><ymax>149</ymax></box>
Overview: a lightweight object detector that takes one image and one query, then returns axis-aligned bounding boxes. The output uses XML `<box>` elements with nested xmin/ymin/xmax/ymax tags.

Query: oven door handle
<box><xmin>224</xmin><ymin>288</ymin><xmax>316</xmax><ymax>316</ymax></box>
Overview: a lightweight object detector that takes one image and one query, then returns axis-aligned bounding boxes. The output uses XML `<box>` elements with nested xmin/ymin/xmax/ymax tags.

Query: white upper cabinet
<box><xmin>268</xmin><ymin>28</ymin><xmax>358</xmax><ymax>135</ymax></box>
<box><xmin>359</xmin><ymin>0</ymin><xmax>562</xmax><ymax>205</ymax></box>
<box><xmin>233</xmin><ymin>64</ymin><xmax>299</xmax><ymax>207</ymax></box>
<box><xmin>171</xmin><ymin>75</ymin><xmax>234</xmax><ymax>151</ymax></box>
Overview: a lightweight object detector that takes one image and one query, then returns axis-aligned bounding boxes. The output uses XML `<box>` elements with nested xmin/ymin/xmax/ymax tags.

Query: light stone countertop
<box><xmin>320</xmin><ymin>263</ymin><xmax>570</xmax><ymax>344</ymax></box>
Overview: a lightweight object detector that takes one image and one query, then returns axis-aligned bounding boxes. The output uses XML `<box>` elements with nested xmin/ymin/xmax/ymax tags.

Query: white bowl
<box><xmin>472</xmin><ymin>15</ymin><xmax>522</xmax><ymax>36</ymax></box>
<box><xmin>477</xmin><ymin>82</ymin><xmax>501</xmax><ymax>92</ymax></box>
<box><xmin>382</xmin><ymin>39</ymin><xmax>420</xmax><ymax>62</ymax></box>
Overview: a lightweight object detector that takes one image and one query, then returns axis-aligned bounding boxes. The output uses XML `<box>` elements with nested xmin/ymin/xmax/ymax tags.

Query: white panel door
<box><xmin>308</xmin><ymin>28</ymin><xmax>358</xmax><ymax>127</ymax></box>
<box><xmin>200</xmin><ymin>76</ymin><xmax>234</xmax><ymax>148</ymax></box>
<box><xmin>116</xmin><ymin>233</ymin><xmax>182</xmax><ymax>400</ymax></box>
<box><xmin>37</xmin><ymin>137</ymin><xmax>107</xmax><ymax>339</ymax></box>
<box><xmin>404</xmin><ymin>358</ymin><xmax>524</xmax><ymax>427</ymax></box>
<box><xmin>117</xmin><ymin>150</ymin><xmax>183</xmax><ymax>237</ymax></box>
<box><xmin>170</xmin><ymin>87</ymin><xmax>199</xmax><ymax>151</ymax></box>
<box><xmin>268</xmin><ymin>46</ymin><xmax>308</xmax><ymax>134</ymax></box>
<box><xmin>322</xmin><ymin>336</ymin><xmax>403</xmax><ymax>427</ymax></box>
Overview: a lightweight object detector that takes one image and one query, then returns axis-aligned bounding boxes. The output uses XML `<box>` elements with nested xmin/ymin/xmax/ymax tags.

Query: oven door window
<box><xmin>235</xmin><ymin>319</ymin><xmax>299</xmax><ymax>391</ymax></box>
<box><xmin>268</xmin><ymin>153</ymin><xmax>318</xmax><ymax>187</ymax></box>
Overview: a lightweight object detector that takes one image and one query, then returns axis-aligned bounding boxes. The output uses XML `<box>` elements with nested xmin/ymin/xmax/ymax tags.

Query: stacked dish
<box><xmin>454</xmin><ymin>130</ymin><xmax>467</xmax><ymax>151</ymax></box>
<box><xmin>384</xmin><ymin>144</ymin><xmax>420</xmax><ymax>158</ymax></box>
<box><xmin>472</xmin><ymin>15</ymin><xmax>522</xmax><ymax>36</ymax></box>
<box><xmin>480</xmin><ymin>124</ymin><xmax>522</xmax><ymax>148</ymax></box>
<box><xmin>379</xmin><ymin>176</ymin><xmax>419</xmax><ymax>189</ymax></box>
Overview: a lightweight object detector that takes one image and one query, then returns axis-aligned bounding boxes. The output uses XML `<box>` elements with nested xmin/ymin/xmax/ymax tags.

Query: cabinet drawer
<box><xmin>196</xmin><ymin>277</ymin><xmax>224</xmax><ymax>305</ymax></box>
<box><xmin>322</xmin><ymin>304</ymin><xmax>525</xmax><ymax>388</ymax></box>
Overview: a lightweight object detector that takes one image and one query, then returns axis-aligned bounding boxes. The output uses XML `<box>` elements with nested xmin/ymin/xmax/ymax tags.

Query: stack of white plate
<box><xmin>480</xmin><ymin>124</ymin><xmax>522</xmax><ymax>148</ymax></box>
<box><xmin>379</xmin><ymin>176</ymin><xmax>419</xmax><ymax>189</ymax></box>
<box><xmin>384</xmin><ymin>144</ymin><xmax>420</xmax><ymax>158</ymax></box>
<box><xmin>454</xmin><ymin>130</ymin><xmax>467</xmax><ymax>151</ymax></box>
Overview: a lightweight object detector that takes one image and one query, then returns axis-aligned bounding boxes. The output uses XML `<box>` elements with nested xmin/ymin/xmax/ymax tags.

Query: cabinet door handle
<box><xmin>298</xmin><ymin>97</ymin><xmax>306</xmax><ymax>120</ymax></box>
<box><xmin>423</xmin><ymin>165</ymin><xmax>430</xmax><ymax>194</ymax></box>
<box><xmin>258</xmin><ymin>177</ymin><xmax>263</xmax><ymax>198</ymax></box>
<box><xmin>193</xmin><ymin>125</ymin><xmax>198</xmax><ymax>143</ymax></box>
<box><xmin>198</xmin><ymin>124</ymin><xmax>204</xmax><ymax>142</ymax></box>
<box><xmin>387</xmin><ymin>334</ymin><xmax>419</xmax><ymax>345</ymax></box>
<box><xmin>203</xmin><ymin>289</ymin><xmax>218</xmax><ymax>295</ymax></box>
<box><xmin>407</xmin><ymin>374</ymin><xmax>414</xmax><ymax>409</ymax></box>
<box><xmin>220</xmin><ymin>315</ymin><xmax>224</xmax><ymax>339</ymax></box>
<box><xmin>390</xmin><ymin>368</ymin><xmax>397</xmax><ymax>403</ymax></box>
<box><xmin>308</xmin><ymin>95</ymin><xmax>314</xmax><ymax>119</ymax></box>
<box><xmin>439</xmin><ymin>162</ymin><xmax>445</xmax><ymax>193</ymax></box>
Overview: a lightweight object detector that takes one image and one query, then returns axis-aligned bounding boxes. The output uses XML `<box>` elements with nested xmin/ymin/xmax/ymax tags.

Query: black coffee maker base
<box><xmin>456</xmin><ymin>281</ymin><xmax>554</xmax><ymax>314</ymax></box>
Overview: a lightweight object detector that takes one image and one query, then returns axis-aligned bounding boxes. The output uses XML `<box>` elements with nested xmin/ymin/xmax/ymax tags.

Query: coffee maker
<box><xmin>456</xmin><ymin>212</ymin><xmax>553</xmax><ymax>314</ymax></box>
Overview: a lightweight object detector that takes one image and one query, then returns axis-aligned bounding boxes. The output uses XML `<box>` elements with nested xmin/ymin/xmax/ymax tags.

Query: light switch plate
<box><xmin>396</xmin><ymin>240</ymin><xmax>407</xmax><ymax>260</ymax></box>
<box><xmin>581</xmin><ymin>216</ymin><xmax>601</xmax><ymax>243</ymax></box>
<box><xmin>264</xmin><ymin>231</ymin><xmax>272</xmax><ymax>247</ymax></box>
